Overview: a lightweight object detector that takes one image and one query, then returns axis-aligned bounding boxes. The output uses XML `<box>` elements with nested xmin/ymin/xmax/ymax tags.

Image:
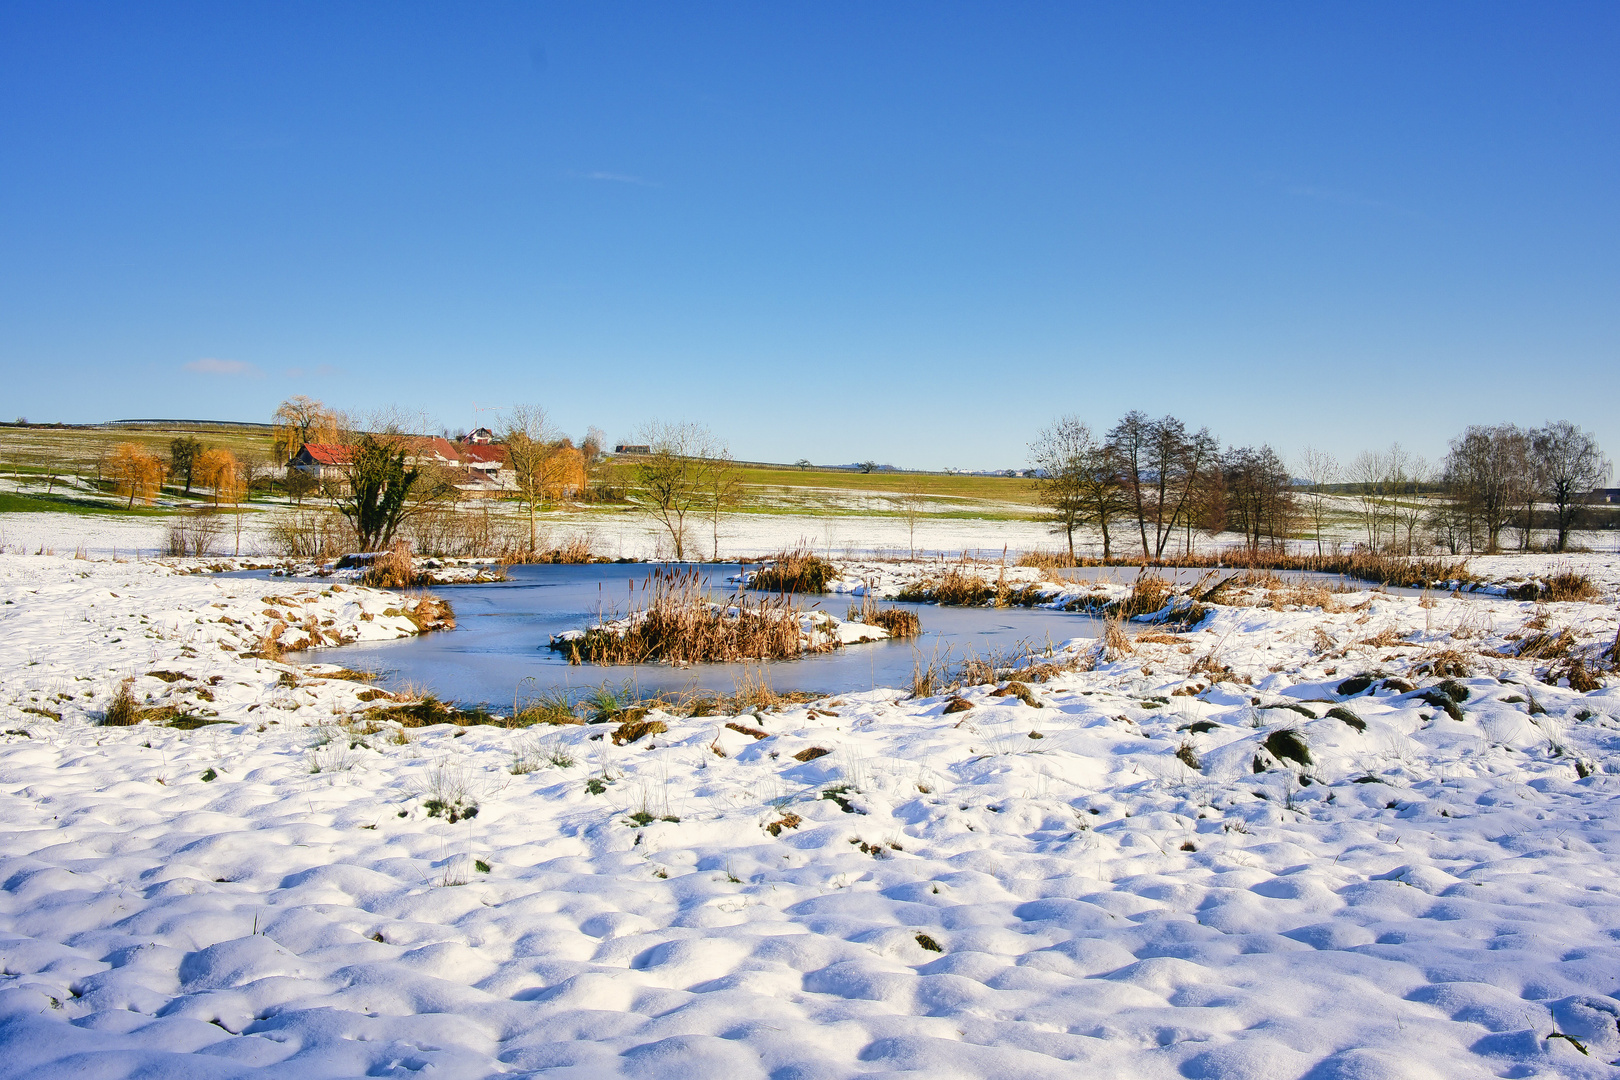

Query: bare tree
<box><xmin>1295</xmin><ymin>446</ymin><xmax>1339</xmax><ymax>556</ymax></box>
<box><xmin>1532</xmin><ymin>421</ymin><xmax>1611</xmax><ymax>552</ymax></box>
<box><xmin>636</xmin><ymin>421</ymin><xmax>714</xmax><ymax>560</ymax></box>
<box><xmin>1393</xmin><ymin>453</ymin><xmax>1433</xmax><ymax>555</ymax></box>
<box><xmin>895</xmin><ymin>479</ymin><xmax>928</xmax><ymax>561</ymax></box>
<box><xmin>1030</xmin><ymin>416</ymin><xmax>1126</xmax><ymax>561</ymax></box>
<box><xmin>501</xmin><ymin>405</ymin><xmax>569</xmax><ymax>554</ymax></box>
<box><xmin>1220</xmin><ymin>445</ymin><xmax>1295</xmax><ymax>552</ymax></box>
<box><xmin>701</xmin><ymin>441</ymin><xmax>743</xmax><ymax>561</ymax></box>
<box><xmin>1348</xmin><ymin>446</ymin><xmax>1416</xmax><ymax>551</ymax></box>
<box><xmin>1443</xmin><ymin>424</ymin><xmax>1531</xmax><ymax>553</ymax></box>
<box><xmin>1106</xmin><ymin>412</ymin><xmax>1218</xmax><ymax>559</ymax></box>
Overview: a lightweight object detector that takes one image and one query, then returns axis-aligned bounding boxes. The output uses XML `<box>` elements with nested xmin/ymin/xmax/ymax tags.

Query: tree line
<box><xmin>1030</xmin><ymin>412</ymin><xmax>1611</xmax><ymax>559</ymax></box>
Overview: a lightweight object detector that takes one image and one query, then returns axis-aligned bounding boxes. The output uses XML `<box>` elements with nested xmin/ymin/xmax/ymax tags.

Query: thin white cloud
<box><xmin>184</xmin><ymin>357</ymin><xmax>262</xmax><ymax>377</ymax></box>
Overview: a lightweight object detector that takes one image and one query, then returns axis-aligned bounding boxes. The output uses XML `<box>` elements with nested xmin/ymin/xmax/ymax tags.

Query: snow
<box><xmin>2</xmin><ymin>550</ymin><xmax>1620</xmax><ymax>1077</ymax></box>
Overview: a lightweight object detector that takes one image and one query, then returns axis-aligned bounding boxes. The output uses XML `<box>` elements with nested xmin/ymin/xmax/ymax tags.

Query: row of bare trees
<box><xmin>1030</xmin><ymin>412</ymin><xmax>1296</xmax><ymax>560</ymax></box>
<box><xmin>1032</xmin><ymin>412</ymin><xmax>1611</xmax><ymax>558</ymax></box>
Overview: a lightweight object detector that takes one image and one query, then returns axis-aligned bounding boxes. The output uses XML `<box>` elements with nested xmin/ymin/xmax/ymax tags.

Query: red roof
<box><xmin>458</xmin><ymin>443</ymin><xmax>506</xmax><ymax>465</ymax></box>
<box><xmin>299</xmin><ymin>443</ymin><xmax>354</xmax><ymax>466</ymax></box>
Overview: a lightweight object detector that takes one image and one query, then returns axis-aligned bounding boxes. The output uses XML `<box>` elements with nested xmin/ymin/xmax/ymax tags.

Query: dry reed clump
<box><xmin>1014</xmin><ymin>549</ymin><xmax>1071</xmax><ymax>571</ymax></box>
<box><xmin>1101</xmin><ymin>613</ymin><xmax>1133</xmax><ymax>658</ymax></box>
<box><xmin>1116</xmin><ymin>574</ymin><xmax>1172</xmax><ymax>618</ymax></box>
<box><xmin>358</xmin><ymin>542</ymin><xmax>423</xmax><ymax>588</ymax></box>
<box><xmin>751</xmin><ymin>547</ymin><xmax>837</xmax><ymax>593</ymax></box>
<box><xmin>955</xmin><ymin>656</ymin><xmax>995</xmax><ymax>687</ymax></box>
<box><xmin>1554</xmin><ymin>657</ymin><xmax>1603</xmax><ymax>692</ymax></box>
<box><xmin>1266</xmin><ymin>582</ymin><xmax>1344</xmax><ymax>612</ymax></box>
<box><xmin>865</xmin><ymin>608</ymin><xmax>922</xmax><ymax>638</ymax></box>
<box><xmin>504</xmin><ymin>535</ymin><xmax>603</xmax><ymax>564</ymax></box>
<box><xmin>897</xmin><ymin>566</ymin><xmax>994</xmax><ymax>606</ymax></box>
<box><xmin>1140</xmin><ymin>550</ymin><xmax>1475</xmax><ymax>589</ymax></box>
<box><xmin>846</xmin><ymin>593</ymin><xmax>923</xmax><ymax>639</ymax></box>
<box><xmin>555</xmin><ymin>568</ymin><xmax>808</xmax><ymax>665</ymax></box>
<box><xmin>1357</xmin><ymin>627</ymin><xmax>1407</xmax><ymax>649</ymax></box>
<box><xmin>1540</xmin><ymin>570</ymin><xmax>1599</xmax><ymax>603</ymax></box>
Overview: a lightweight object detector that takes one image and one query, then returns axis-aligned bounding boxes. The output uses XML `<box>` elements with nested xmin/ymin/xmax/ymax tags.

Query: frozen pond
<box><xmin>291</xmin><ymin>562</ymin><xmax>1104</xmax><ymax>706</ymax></box>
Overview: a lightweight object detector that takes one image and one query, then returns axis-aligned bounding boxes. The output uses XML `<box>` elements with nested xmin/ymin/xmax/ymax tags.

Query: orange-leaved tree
<box><xmin>196</xmin><ymin>449</ymin><xmax>243</xmax><ymax>507</ymax></box>
<box><xmin>107</xmin><ymin>443</ymin><xmax>166</xmax><ymax>508</ymax></box>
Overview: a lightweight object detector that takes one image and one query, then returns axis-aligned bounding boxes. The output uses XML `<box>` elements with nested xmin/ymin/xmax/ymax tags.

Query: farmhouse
<box><xmin>286</xmin><ymin>442</ymin><xmax>354</xmax><ymax>481</ymax></box>
<box><xmin>288</xmin><ymin>436</ymin><xmax>512</xmax><ymax>494</ymax></box>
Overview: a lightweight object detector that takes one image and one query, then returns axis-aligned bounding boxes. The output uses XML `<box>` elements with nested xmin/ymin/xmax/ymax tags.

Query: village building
<box><xmin>287</xmin><ymin>436</ymin><xmax>512</xmax><ymax>494</ymax></box>
<box><xmin>286</xmin><ymin>443</ymin><xmax>355</xmax><ymax>482</ymax></box>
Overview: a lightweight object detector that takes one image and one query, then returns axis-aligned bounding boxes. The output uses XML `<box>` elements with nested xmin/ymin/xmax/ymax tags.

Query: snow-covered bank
<box><xmin>2</xmin><ymin>553</ymin><xmax>1620</xmax><ymax>1077</ymax></box>
<box><xmin>0</xmin><ymin>555</ymin><xmax>452</xmax><ymax>727</ymax></box>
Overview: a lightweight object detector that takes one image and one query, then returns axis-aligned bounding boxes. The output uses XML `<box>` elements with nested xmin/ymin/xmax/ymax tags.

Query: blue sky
<box><xmin>2</xmin><ymin>2</ymin><xmax>1616</xmax><ymax>471</ymax></box>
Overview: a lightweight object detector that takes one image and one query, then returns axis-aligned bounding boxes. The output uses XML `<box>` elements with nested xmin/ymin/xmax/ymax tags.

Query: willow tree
<box><xmin>272</xmin><ymin>396</ymin><xmax>342</xmax><ymax>464</ymax></box>
<box><xmin>107</xmin><ymin>444</ymin><xmax>166</xmax><ymax>508</ymax></box>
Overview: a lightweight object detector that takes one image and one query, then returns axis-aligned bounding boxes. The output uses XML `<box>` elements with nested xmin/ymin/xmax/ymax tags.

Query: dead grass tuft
<box><xmin>1517</xmin><ymin>628</ymin><xmax>1577</xmax><ymax>661</ymax></box>
<box><xmin>612</xmin><ymin>718</ymin><xmax>667</xmax><ymax>745</ymax></box>
<box><xmin>1412</xmin><ymin>649</ymin><xmax>1472</xmax><ymax>679</ymax></box>
<box><xmin>102</xmin><ymin>679</ymin><xmax>140</xmax><ymax>726</ymax></box>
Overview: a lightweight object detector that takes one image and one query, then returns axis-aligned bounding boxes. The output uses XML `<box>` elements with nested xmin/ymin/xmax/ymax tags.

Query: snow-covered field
<box><xmin>3</xmin><ymin>548</ymin><xmax>1620</xmax><ymax>1078</ymax></box>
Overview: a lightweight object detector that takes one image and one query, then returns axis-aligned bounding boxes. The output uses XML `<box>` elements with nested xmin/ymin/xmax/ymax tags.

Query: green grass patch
<box><xmin>0</xmin><ymin>491</ymin><xmax>170</xmax><ymax>517</ymax></box>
